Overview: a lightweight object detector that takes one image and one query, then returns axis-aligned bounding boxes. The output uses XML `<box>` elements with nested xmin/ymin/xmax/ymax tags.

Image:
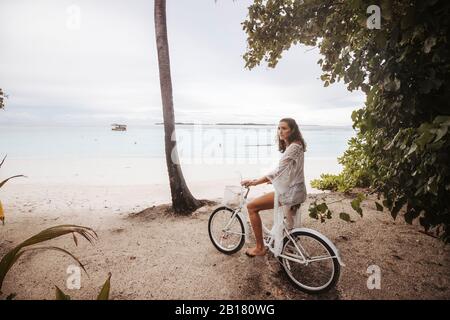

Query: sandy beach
<box><xmin>1</xmin><ymin>0</ymin><xmax>448</xmax><ymax>306</ymax></box>
<box><xmin>1</xmin><ymin>182</ymin><xmax>449</xmax><ymax>300</ymax></box>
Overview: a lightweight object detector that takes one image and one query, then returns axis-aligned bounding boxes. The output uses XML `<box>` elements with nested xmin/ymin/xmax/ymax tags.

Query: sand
<box><xmin>0</xmin><ymin>183</ymin><xmax>449</xmax><ymax>300</ymax></box>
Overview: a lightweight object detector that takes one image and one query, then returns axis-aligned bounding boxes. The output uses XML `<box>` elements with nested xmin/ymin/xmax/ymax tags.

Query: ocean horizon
<box><xmin>0</xmin><ymin>124</ymin><xmax>355</xmax><ymax>192</ymax></box>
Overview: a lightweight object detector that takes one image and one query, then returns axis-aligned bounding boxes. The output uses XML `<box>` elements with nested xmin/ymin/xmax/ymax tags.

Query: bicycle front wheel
<box><xmin>208</xmin><ymin>206</ymin><xmax>245</xmax><ymax>254</ymax></box>
<box><xmin>280</xmin><ymin>231</ymin><xmax>340</xmax><ymax>293</ymax></box>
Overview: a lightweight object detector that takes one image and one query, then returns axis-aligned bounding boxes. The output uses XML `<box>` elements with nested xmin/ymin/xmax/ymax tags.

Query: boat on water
<box><xmin>111</xmin><ymin>123</ymin><xmax>127</xmax><ymax>131</ymax></box>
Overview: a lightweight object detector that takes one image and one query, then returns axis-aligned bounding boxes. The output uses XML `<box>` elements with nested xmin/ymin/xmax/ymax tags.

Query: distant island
<box><xmin>152</xmin><ymin>122</ymin><xmax>352</xmax><ymax>128</ymax></box>
<box><xmin>215</xmin><ymin>123</ymin><xmax>275</xmax><ymax>126</ymax></box>
<box><xmin>154</xmin><ymin>122</ymin><xmax>275</xmax><ymax>126</ymax></box>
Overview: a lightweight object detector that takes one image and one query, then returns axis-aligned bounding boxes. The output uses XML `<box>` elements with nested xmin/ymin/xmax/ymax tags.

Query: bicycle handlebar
<box><xmin>243</xmin><ymin>185</ymin><xmax>251</xmax><ymax>199</ymax></box>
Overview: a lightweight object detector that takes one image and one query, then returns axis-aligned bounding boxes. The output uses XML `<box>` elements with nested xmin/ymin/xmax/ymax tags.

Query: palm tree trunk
<box><xmin>0</xmin><ymin>88</ymin><xmax>5</xmax><ymax>109</ymax></box>
<box><xmin>154</xmin><ymin>0</ymin><xmax>202</xmax><ymax>214</ymax></box>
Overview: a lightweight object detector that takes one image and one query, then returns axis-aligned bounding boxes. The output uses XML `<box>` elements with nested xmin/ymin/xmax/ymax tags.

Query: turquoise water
<box><xmin>0</xmin><ymin>124</ymin><xmax>355</xmax><ymax>160</ymax></box>
<box><xmin>0</xmin><ymin>124</ymin><xmax>355</xmax><ymax>187</ymax></box>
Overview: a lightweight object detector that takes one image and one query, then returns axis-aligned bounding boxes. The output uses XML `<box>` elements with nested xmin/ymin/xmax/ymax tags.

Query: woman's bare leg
<box><xmin>246</xmin><ymin>192</ymin><xmax>274</xmax><ymax>256</ymax></box>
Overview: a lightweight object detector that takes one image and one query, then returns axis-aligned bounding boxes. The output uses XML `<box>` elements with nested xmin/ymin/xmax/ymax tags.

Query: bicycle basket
<box><xmin>223</xmin><ymin>185</ymin><xmax>243</xmax><ymax>206</ymax></box>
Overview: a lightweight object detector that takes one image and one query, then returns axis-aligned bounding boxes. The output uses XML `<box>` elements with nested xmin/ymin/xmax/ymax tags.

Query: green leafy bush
<box><xmin>311</xmin><ymin>174</ymin><xmax>345</xmax><ymax>192</ymax></box>
<box><xmin>311</xmin><ymin>136</ymin><xmax>373</xmax><ymax>192</ymax></box>
<box><xmin>243</xmin><ymin>0</ymin><xmax>450</xmax><ymax>241</ymax></box>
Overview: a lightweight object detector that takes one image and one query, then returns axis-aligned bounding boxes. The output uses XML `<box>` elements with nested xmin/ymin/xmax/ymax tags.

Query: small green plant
<box><xmin>0</xmin><ymin>155</ymin><xmax>26</xmax><ymax>225</ymax></box>
<box><xmin>0</xmin><ymin>225</ymin><xmax>99</xmax><ymax>297</ymax></box>
<box><xmin>311</xmin><ymin>173</ymin><xmax>347</xmax><ymax>192</ymax></box>
<box><xmin>308</xmin><ymin>192</ymin><xmax>378</xmax><ymax>223</ymax></box>
<box><xmin>311</xmin><ymin>137</ymin><xmax>373</xmax><ymax>193</ymax></box>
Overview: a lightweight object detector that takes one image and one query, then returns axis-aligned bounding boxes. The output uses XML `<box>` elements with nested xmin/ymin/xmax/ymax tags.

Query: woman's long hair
<box><xmin>277</xmin><ymin>118</ymin><xmax>307</xmax><ymax>152</ymax></box>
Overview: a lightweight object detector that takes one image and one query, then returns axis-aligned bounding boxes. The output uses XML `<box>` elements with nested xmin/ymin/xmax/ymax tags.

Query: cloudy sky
<box><xmin>0</xmin><ymin>0</ymin><xmax>365</xmax><ymax>126</ymax></box>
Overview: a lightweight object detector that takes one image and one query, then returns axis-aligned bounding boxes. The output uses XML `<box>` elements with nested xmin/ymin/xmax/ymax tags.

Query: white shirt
<box><xmin>265</xmin><ymin>142</ymin><xmax>307</xmax><ymax>256</ymax></box>
<box><xmin>265</xmin><ymin>142</ymin><xmax>307</xmax><ymax>207</ymax></box>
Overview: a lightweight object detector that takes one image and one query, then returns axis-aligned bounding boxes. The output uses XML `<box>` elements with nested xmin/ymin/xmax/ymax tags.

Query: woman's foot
<box><xmin>245</xmin><ymin>247</ymin><xmax>267</xmax><ymax>257</ymax></box>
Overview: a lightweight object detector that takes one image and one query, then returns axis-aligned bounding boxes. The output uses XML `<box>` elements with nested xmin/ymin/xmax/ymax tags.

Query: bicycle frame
<box><xmin>224</xmin><ymin>186</ymin><xmax>345</xmax><ymax>266</ymax></box>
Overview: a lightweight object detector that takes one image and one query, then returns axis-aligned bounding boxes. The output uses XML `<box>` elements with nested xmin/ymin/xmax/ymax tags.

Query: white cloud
<box><xmin>0</xmin><ymin>0</ymin><xmax>365</xmax><ymax>126</ymax></box>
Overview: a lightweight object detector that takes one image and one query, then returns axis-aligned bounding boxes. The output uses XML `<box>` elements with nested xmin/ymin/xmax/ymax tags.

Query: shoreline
<box><xmin>0</xmin><ymin>156</ymin><xmax>342</xmax><ymax>191</ymax></box>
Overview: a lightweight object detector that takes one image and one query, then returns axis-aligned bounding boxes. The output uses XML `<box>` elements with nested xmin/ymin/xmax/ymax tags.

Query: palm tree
<box><xmin>0</xmin><ymin>89</ymin><xmax>5</xmax><ymax>109</ymax></box>
<box><xmin>154</xmin><ymin>0</ymin><xmax>203</xmax><ymax>214</ymax></box>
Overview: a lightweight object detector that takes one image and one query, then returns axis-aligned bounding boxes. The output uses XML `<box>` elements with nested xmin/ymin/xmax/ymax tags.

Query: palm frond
<box><xmin>0</xmin><ymin>155</ymin><xmax>6</xmax><ymax>169</ymax></box>
<box><xmin>0</xmin><ymin>175</ymin><xmax>26</xmax><ymax>189</ymax></box>
<box><xmin>0</xmin><ymin>225</ymin><xmax>97</xmax><ymax>291</ymax></box>
<box><xmin>20</xmin><ymin>246</ymin><xmax>88</xmax><ymax>275</ymax></box>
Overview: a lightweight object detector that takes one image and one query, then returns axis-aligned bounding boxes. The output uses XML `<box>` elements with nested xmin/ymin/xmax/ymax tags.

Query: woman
<box><xmin>241</xmin><ymin>118</ymin><xmax>307</xmax><ymax>257</ymax></box>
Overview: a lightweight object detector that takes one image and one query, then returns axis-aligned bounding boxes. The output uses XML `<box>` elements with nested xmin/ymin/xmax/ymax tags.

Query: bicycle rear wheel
<box><xmin>208</xmin><ymin>206</ymin><xmax>245</xmax><ymax>254</ymax></box>
<box><xmin>280</xmin><ymin>230</ymin><xmax>340</xmax><ymax>293</ymax></box>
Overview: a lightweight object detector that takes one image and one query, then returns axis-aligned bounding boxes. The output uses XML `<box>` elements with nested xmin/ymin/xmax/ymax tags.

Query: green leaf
<box><xmin>0</xmin><ymin>225</ymin><xmax>97</xmax><ymax>290</ymax></box>
<box><xmin>391</xmin><ymin>198</ymin><xmax>406</xmax><ymax>220</ymax></box>
<box><xmin>0</xmin><ymin>175</ymin><xmax>26</xmax><ymax>189</ymax></box>
<box><xmin>55</xmin><ymin>286</ymin><xmax>71</xmax><ymax>300</ymax></box>
<box><xmin>433</xmin><ymin>126</ymin><xmax>447</xmax><ymax>143</ymax></box>
<box><xmin>356</xmin><ymin>193</ymin><xmax>366</xmax><ymax>202</ymax></box>
<box><xmin>339</xmin><ymin>212</ymin><xmax>351</xmax><ymax>222</ymax></box>
<box><xmin>383</xmin><ymin>131</ymin><xmax>400</xmax><ymax>150</ymax></box>
<box><xmin>375</xmin><ymin>202</ymin><xmax>383</xmax><ymax>211</ymax></box>
<box><xmin>433</xmin><ymin>116</ymin><xmax>450</xmax><ymax>126</ymax></box>
<box><xmin>415</xmin><ymin>130</ymin><xmax>434</xmax><ymax>147</ymax></box>
<box><xmin>417</xmin><ymin>122</ymin><xmax>433</xmax><ymax>133</ymax></box>
<box><xmin>351</xmin><ymin>198</ymin><xmax>363</xmax><ymax>217</ymax></box>
<box><xmin>21</xmin><ymin>246</ymin><xmax>89</xmax><ymax>275</ymax></box>
<box><xmin>97</xmin><ymin>273</ymin><xmax>112</xmax><ymax>300</ymax></box>
<box><xmin>72</xmin><ymin>233</ymin><xmax>78</xmax><ymax>246</ymax></box>
<box><xmin>0</xmin><ymin>155</ymin><xmax>6</xmax><ymax>169</ymax></box>
<box><xmin>308</xmin><ymin>202</ymin><xmax>319</xmax><ymax>220</ymax></box>
<box><xmin>407</xmin><ymin>143</ymin><xmax>417</xmax><ymax>156</ymax></box>
<box><xmin>316</xmin><ymin>202</ymin><xmax>328</xmax><ymax>213</ymax></box>
<box><xmin>404</xmin><ymin>209</ymin><xmax>419</xmax><ymax>224</ymax></box>
<box><xmin>423</xmin><ymin>36</ymin><xmax>436</xmax><ymax>53</ymax></box>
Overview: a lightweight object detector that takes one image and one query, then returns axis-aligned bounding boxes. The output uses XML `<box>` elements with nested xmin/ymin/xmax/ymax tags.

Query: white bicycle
<box><xmin>208</xmin><ymin>185</ymin><xmax>344</xmax><ymax>294</ymax></box>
